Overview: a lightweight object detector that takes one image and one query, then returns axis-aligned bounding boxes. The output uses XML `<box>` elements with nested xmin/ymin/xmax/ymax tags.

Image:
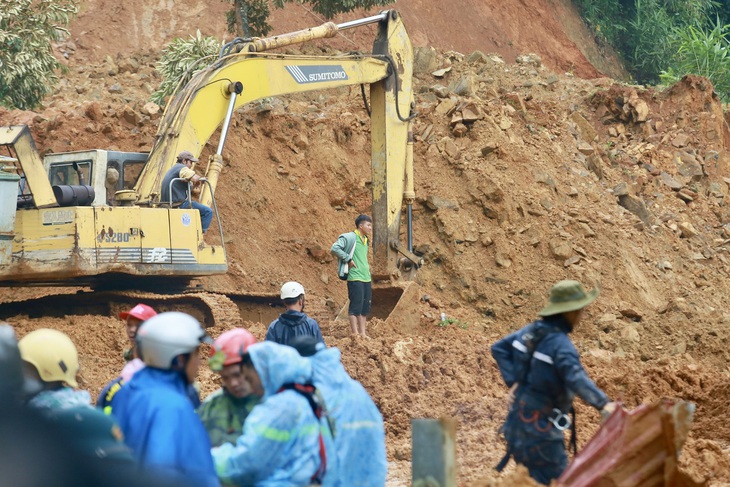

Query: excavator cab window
<box><xmin>48</xmin><ymin>161</ymin><xmax>92</xmax><ymax>186</ymax></box>
<box><xmin>106</xmin><ymin>153</ymin><xmax>147</xmax><ymax>191</ymax></box>
<box><xmin>121</xmin><ymin>159</ymin><xmax>144</xmax><ymax>190</ymax></box>
<box><xmin>105</xmin><ymin>154</ymin><xmax>146</xmax><ymax>205</ymax></box>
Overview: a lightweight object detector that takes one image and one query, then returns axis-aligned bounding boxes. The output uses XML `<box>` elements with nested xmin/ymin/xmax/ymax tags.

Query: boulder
<box><xmin>141</xmin><ymin>102</ymin><xmax>160</xmax><ymax>117</ymax></box>
<box><xmin>678</xmin><ymin>222</ymin><xmax>698</xmax><ymax>238</ymax></box>
<box><xmin>660</xmin><ymin>172</ymin><xmax>683</xmax><ymax>190</ymax></box>
<box><xmin>84</xmin><ymin>102</ymin><xmax>103</xmax><ymax>121</ymax></box>
<box><xmin>570</xmin><ymin>112</ymin><xmax>597</xmax><ymax>142</ymax></box>
<box><xmin>671</xmin><ymin>133</ymin><xmax>689</xmax><ymax>148</ymax></box>
<box><xmin>451</xmin><ymin>75</ymin><xmax>476</xmax><ymax>96</ymax></box>
<box><xmin>617</xmin><ymin>195</ymin><xmax>652</xmax><ymax>226</ymax></box>
<box><xmin>549</xmin><ymin>239</ymin><xmax>572</xmax><ymax>259</ymax></box>
<box><xmin>431</xmin><ymin>84</ymin><xmax>450</xmax><ymax>98</ymax></box>
<box><xmin>515</xmin><ymin>53</ymin><xmax>542</xmax><ymax>67</ymax></box>
<box><xmin>460</xmin><ymin>102</ymin><xmax>483</xmax><ymax>123</ymax></box>
<box><xmin>425</xmin><ymin>196</ymin><xmax>459</xmax><ymax>211</ymax></box>
<box><xmin>413</xmin><ymin>47</ymin><xmax>439</xmax><ymax>74</ymax></box>
<box><xmin>465</xmin><ymin>50</ymin><xmax>490</xmax><ymax>64</ymax></box>
<box><xmin>293</xmin><ymin>133</ymin><xmax>309</xmax><ymax>149</ymax></box>
<box><xmin>452</xmin><ymin>123</ymin><xmax>468</xmax><ymax>137</ymax></box>
<box><xmin>481</xmin><ymin>142</ymin><xmax>499</xmax><ymax>157</ymax></box>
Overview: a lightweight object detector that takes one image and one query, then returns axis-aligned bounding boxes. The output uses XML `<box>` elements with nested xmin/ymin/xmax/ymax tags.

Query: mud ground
<box><xmin>1</xmin><ymin>1</ymin><xmax>729</xmax><ymax>485</ymax></box>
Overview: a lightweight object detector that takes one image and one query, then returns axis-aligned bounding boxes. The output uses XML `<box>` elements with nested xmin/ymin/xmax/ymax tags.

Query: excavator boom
<box><xmin>0</xmin><ymin>10</ymin><xmax>418</xmax><ymax>289</ymax></box>
<box><xmin>135</xmin><ymin>9</ymin><xmax>417</xmax><ymax>278</ymax></box>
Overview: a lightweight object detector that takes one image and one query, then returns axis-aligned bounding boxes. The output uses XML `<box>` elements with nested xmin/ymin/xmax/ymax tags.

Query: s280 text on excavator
<box><xmin>0</xmin><ymin>10</ymin><xmax>422</xmax><ymax>327</ymax></box>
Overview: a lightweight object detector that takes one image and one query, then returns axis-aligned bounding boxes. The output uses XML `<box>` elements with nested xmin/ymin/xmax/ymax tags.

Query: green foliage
<box><xmin>226</xmin><ymin>0</ymin><xmax>391</xmax><ymax>38</ymax></box>
<box><xmin>438</xmin><ymin>317</ymin><xmax>469</xmax><ymax>329</ymax></box>
<box><xmin>151</xmin><ymin>31</ymin><xmax>221</xmax><ymax>106</ymax></box>
<box><xmin>572</xmin><ymin>0</ymin><xmax>627</xmax><ymax>46</ymax></box>
<box><xmin>574</xmin><ymin>0</ymin><xmax>730</xmax><ymax>95</ymax></box>
<box><xmin>227</xmin><ymin>0</ymin><xmax>272</xmax><ymax>37</ymax></box>
<box><xmin>625</xmin><ymin>0</ymin><xmax>679</xmax><ymax>83</ymax></box>
<box><xmin>272</xmin><ymin>0</ymin><xmax>391</xmax><ymax>20</ymax></box>
<box><xmin>660</xmin><ymin>18</ymin><xmax>730</xmax><ymax>100</ymax></box>
<box><xmin>0</xmin><ymin>0</ymin><xmax>78</xmax><ymax>109</ymax></box>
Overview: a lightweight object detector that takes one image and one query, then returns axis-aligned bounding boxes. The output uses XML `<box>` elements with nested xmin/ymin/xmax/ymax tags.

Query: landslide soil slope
<box><xmin>1</xmin><ymin>1</ymin><xmax>729</xmax><ymax>486</ymax></box>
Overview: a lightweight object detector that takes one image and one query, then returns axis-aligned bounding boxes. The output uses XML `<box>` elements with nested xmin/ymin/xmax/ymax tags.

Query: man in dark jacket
<box><xmin>491</xmin><ymin>280</ymin><xmax>618</xmax><ymax>485</ymax></box>
<box><xmin>160</xmin><ymin>150</ymin><xmax>213</xmax><ymax>233</ymax></box>
<box><xmin>265</xmin><ymin>281</ymin><xmax>325</xmax><ymax>346</ymax></box>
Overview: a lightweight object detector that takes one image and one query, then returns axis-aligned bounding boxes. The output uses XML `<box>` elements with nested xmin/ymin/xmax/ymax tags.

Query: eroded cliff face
<box><xmin>65</xmin><ymin>0</ymin><xmax>626</xmax><ymax>79</ymax></box>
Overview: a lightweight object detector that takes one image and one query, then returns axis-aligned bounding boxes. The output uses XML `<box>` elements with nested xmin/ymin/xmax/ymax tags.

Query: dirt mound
<box><xmin>63</xmin><ymin>0</ymin><xmax>625</xmax><ymax>79</ymax></box>
<box><xmin>1</xmin><ymin>8</ymin><xmax>730</xmax><ymax>486</ymax></box>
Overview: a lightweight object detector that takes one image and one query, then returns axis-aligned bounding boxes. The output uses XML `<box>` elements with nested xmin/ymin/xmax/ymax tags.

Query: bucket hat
<box><xmin>538</xmin><ymin>280</ymin><xmax>599</xmax><ymax>316</ymax></box>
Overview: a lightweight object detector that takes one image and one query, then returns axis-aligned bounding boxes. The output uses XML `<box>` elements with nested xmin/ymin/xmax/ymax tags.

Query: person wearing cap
<box><xmin>120</xmin><ymin>303</ymin><xmax>157</xmax><ymax>362</ymax></box>
<box><xmin>160</xmin><ymin>150</ymin><xmax>213</xmax><ymax>233</ymax></box>
<box><xmin>289</xmin><ymin>335</ymin><xmax>387</xmax><ymax>487</ymax></box>
<box><xmin>491</xmin><ymin>280</ymin><xmax>618</xmax><ymax>485</ymax></box>
<box><xmin>198</xmin><ymin>328</ymin><xmax>261</xmax><ymax>448</ymax></box>
<box><xmin>97</xmin><ymin>303</ymin><xmax>161</xmax><ymax>415</ymax></box>
<box><xmin>330</xmin><ymin>214</ymin><xmax>372</xmax><ymax>337</ymax></box>
<box><xmin>265</xmin><ymin>281</ymin><xmax>325</xmax><ymax>347</ymax></box>
<box><xmin>111</xmin><ymin>312</ymin><xmax>219</xmax><ymax>487</ymax></box>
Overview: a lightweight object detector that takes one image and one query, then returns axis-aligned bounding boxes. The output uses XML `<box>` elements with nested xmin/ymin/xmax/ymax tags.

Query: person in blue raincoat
<box><xmin>491</xmin><ymin>280</ymin><xmax>618</xmax><ymax>485</ymax></box>
<box><xmin>111</xmin><ymin>312</ymin><xmax>220</xmax><ymax>487</ymax></box>
<box><xmin>290</xmin><ymin>336</ymin><xmax>387</xmax><ymax>487</ymax></box>
<box><xmin>212</xmin><ymin>341</ymin><xmax>335</xmax><ymax>486</ymax></box>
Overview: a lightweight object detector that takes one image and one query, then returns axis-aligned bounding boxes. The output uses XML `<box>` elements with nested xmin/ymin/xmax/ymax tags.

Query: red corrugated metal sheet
<box><xmin>558</xmin><ymin>400</ymin><xmax>704</xmax><ymax>487</ymax></box>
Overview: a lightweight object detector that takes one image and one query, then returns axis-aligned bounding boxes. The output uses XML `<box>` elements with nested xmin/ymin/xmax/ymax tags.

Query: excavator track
<box><xmin>0</xmin><ymin>288</ymin><xmax>283</xmax><ymax>330</ymax></box>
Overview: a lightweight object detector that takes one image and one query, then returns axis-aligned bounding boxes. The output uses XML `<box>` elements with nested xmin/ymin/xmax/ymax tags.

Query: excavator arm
<box><xmin>0</xmin><ymin>11</ymin><xmax>418</xmax><ymax>288</ymax></box>
<box><xmin>134</xmin><ymin>10</ymin><xmax>419</xmax><ymax>279</ymax></box>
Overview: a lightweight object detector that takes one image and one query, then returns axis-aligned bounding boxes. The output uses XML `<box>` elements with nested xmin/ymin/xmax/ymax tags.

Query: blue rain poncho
<box><xmin>111</xmin><ymin>367</ymin><xmax>219</xmax><ymax>487</ymax></box>
<box><xmin>308</xmin><ymin>347</ymin><xmax>387</xmax><ymax>487</ymax></box>
<box><xmin>212</xmin><ymin>342</ymin><xmax>334</xmax><ymax>486</ymax></box>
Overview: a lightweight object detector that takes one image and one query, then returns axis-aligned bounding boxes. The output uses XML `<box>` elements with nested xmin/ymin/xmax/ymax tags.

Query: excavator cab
<box><xmin>44</xmin><ymin>150</ymin><xmax>147</xmax><ymax>206</ymax></box>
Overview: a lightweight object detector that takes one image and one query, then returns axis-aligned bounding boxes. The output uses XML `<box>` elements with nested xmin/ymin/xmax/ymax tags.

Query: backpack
<box><xmin>277</xmin><ymin>383</ymin><xmax>335</xmax><ymax>485</ymax></box>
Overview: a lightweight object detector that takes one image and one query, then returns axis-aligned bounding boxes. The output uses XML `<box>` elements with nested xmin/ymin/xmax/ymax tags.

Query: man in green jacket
<box><xmin>198</xmin><ymin>328</ymin><xmax>261</xmax><ymax>447</ymax></box>
<box><xmin>331</xmin><ymin>214</ymin><xmax>372</xmax><ymax>337</ymax></box>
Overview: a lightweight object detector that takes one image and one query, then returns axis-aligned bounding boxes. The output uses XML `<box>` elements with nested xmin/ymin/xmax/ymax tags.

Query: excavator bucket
<box><xmin>558</xmin><ymin>399</ymin><xmax>705</xmax><ymax>487</ymax></box>
<box><xmin>335</xmin><ymin>281</ymin><xmax>422</xmax><ymax>331</ymax></box>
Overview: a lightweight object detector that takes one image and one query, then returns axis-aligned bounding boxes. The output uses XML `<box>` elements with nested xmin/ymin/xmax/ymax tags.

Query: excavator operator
<box><xmin>161</xmin><ymin>150</ymin><xmax>213</xmax><ymax>233</ymax></box>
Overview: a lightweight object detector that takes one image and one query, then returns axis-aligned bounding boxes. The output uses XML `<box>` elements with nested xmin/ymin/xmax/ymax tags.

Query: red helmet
<box><xmin>209</xmin><ymin>328</ymin><xmax>257</xmax><ymax>371</ymax></box>
<box><xmin>119</xmin><ymin>303</ymin><xmax>157</xmax><ymax>321</ymax></box>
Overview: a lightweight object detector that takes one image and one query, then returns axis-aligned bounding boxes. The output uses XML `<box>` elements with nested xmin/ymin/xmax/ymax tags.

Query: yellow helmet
<box><xmin>18</xmin><ymin>329</ymin><xmax>79</xmax><ymax>388</ymax></box>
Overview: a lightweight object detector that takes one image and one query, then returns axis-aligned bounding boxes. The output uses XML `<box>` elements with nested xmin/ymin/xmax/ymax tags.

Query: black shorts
<box><xmin>347</xmin><ymin>281</ymin><xmax>372</xmax><ymax>316</ymax></box>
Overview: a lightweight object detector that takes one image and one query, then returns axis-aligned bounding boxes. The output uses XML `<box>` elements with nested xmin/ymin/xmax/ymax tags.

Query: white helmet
<box><xmin>135</xmin><ymin>312</ymin><xmax>212</xmax><ymax>369</ymax></box>
<box><xmin>280</xmin><ymin>281</ymin><xmax>305</xmax><ymax>300</ymax></box>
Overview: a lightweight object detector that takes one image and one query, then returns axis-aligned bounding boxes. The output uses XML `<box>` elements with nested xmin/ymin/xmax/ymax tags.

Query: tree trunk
<box><xmin>234</xmin><ymin>0</ymin><xmax>251</xmax><ymax>38</ymax></box>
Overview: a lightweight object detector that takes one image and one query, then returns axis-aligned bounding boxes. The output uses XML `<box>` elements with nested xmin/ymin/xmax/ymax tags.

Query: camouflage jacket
<box><xmin>197</xmin><ymin>388</ymin><xmax>260</xmax><ymax>447</ymax></box>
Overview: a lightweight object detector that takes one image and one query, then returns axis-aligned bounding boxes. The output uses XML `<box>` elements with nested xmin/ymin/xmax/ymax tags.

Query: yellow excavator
<box><xmin>0</xmin><ymin>10</ymin><xmax>422</xmax><ymax>326</ymax></box>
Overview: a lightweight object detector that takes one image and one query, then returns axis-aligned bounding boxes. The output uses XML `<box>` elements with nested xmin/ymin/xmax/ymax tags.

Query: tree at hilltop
<box><xmin>226</xmin><ymin>0</ymin><xmax>392</xmax><ymax>38</ymax></box>
<box><xmin>0</xmin><ymin>0</ymin><xmax>78</xmax><ymax>110</ymax></box>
